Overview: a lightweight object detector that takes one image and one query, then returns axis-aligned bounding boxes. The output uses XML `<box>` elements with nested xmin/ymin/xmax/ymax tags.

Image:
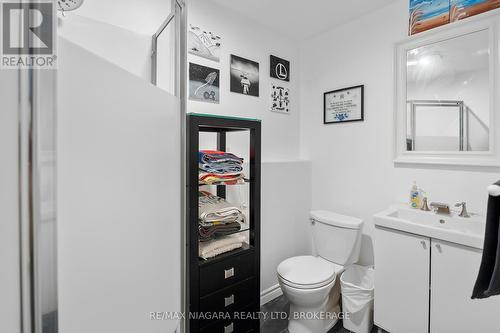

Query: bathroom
<box><xmin>2</xmin><ymin>0</ymin><xmax>500</xmax><ymax>332</ymax></box>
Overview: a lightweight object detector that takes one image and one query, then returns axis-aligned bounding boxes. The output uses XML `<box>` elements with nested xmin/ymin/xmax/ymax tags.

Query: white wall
<box><xmin>187</xmin><ymin>0</ymin><xmax>302</xmax><ymax>161</ymax></box>
<box><xmin>188</xmin><ymin>0</ymin><xmax>313</xmax><ymax>296</ymax></box>
<box><xmin>58</xmin><ymin>0</ymin><xmax>179</xmax><ymax>89</ymax></box>
<box><xmin>260</xmin><ymin>161</ymin><xmax>312</xmax><ymax>292</ymax></box>
<box><xmin>58</xmin><ymin>38</ymin><xmax>181</xmax><ymax>333</ymax></box>
<box><xmin>56</xmin><ymin>0</ymin><xmax>177</xmax><ymax>82</ymax></box>
<box><xmin>300</xmin><ymin>1</ymin><xmax>500</xmax><ymax>265</ymax></box>
<box><xmin>0</xmin><ymin>66</ymin><xmax>21</xmax><ymax>333</ymax></box>
<box><xmin>72</xmin><ymin>0</ymin><xmax>171</xmax><ymax>36</ymax></box>
<box><xmin>58</xmin><ymin>14</ymin><xmax>152</xmax><ymax>80</ymax></box>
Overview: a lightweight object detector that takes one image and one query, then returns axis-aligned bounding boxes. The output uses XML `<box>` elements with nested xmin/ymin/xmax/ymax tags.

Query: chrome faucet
<box><xmin>430</xmin><ymin>202</ymin><xmax>451</xmax><ymax>215</ymax></box>
<box><xmin>421</xmin><ymin>197</ymin><xmax>431</xmax><ymax>211</ymax></box>
<box><xmin>455</xmin><ymin>202</ymin><xmax>470</xmax><ymax>218</ymax></box>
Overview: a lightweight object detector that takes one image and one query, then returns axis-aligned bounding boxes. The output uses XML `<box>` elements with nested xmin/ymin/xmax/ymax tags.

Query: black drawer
<box><xmin>200</xmin><ymin>251</ymin><xmax>255</xmax><ymax>296</ymax></box>
<box><xmin>199</xmin><ymin>308</ymin><xmax>258</xmax><ymax>333</ymax></box>
<box><xmin>200</xmin><ymin>278</ymin><xmax>255</xmax><ymax>316</ymax></box>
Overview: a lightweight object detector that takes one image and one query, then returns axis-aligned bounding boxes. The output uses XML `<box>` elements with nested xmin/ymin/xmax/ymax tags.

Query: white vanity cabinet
<box><xmin>374</xmin><ymin>227</ymin><xmax>430</xmax><ymax>333</ymax></box>
<box><xmin>430</xmin><ymin>239</ymin><xmax>500</xmax><ymax>333</ymax></box>
<box><xmin>375</xmin><ymin>226</ymin><xmax>500</xmax><ymax>333</ymax></box>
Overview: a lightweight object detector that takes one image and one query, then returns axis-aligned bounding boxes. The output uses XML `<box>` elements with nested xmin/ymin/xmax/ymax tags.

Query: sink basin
<box><xmin>374</xmin><ymin>205</ymin><xmax>486</xmax><ymax>249</ymax></box>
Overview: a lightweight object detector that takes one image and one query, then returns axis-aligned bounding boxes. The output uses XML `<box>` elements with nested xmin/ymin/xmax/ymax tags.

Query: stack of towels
<box><xmin>199</xmin><ymin>150</ymin><xmax>245</xmax><ymax>185</ymax></box>
<box><xmin>199</xmin><ymin>234</ymin><xmax>247</xmax><ymax>260</ymax></box>
<box><xmin>198</xmin><ymin>190</ymin><xmax>246</xmax><ymax>242</ymax></box>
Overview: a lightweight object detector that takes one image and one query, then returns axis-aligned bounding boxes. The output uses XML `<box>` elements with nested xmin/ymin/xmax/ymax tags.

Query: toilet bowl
<box><xmin>277</xmin><ymin>211</ymin><xmax>363</xmax><ymax>333</ymax></box>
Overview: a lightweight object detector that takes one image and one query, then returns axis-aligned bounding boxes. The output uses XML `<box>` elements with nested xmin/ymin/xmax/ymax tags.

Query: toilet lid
<box><xmin>277</xmin><ymin>256</ymin><xmax>335</xmax><ymax>288</ymax></box>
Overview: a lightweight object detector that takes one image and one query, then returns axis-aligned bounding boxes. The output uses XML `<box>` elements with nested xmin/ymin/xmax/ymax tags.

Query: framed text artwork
<box><xmin>324</xmin><ymin>85</ymin><xmax>364</xmax><ymax>124</ymax></box>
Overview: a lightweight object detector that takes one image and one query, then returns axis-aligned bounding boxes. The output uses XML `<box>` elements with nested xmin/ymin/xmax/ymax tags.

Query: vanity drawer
<box><xmin>200</xmin><ymin>278</ymin><xmax>255</xmax><ymax>314</ymax></box>
<box><xmin>200</xmin><ymin>251</ymin><xmax>255</xmax><ymax>296</ymax></box>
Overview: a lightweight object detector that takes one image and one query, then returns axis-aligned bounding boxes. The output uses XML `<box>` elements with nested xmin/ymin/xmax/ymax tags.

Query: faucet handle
<box><xmin>421</xmin><ymin>197</ymin><xmax>431</xmax><ymax>211</ymax></box>
<box><xmin>454</xmin><ymin>202</ymin><xmax>470</xmax><ymax>218</ymax></box>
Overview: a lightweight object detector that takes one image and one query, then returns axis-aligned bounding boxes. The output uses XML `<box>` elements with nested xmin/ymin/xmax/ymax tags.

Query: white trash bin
<box><xmin>340</xmin><ymin>265</ymin><xmax>375</xmax><ymax>333</ymax></box>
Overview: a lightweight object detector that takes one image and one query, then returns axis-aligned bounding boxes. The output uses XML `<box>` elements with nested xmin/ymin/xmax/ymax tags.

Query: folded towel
<box><xmin>199</xmin><ymin>162</ymin><xmax>243</xmax><ymax>174</ymax></box>
<box><xmin>472</xmin><ymin>181</ymin><xmax>500</xmax><ymax>299</ymax></box>
<box><xmin>199</xmin><ymin>150</ymin><xmax>244</xmax><ymax>165</ymax></box>
<box><xmin>199</xmin><ymin>207</ymin><xmax>246</xmax><ymax>226</ymax></box>
<box><xmin>199</xmin><ymin>222</ymin><xmax>242</xmax><ymax>241</ymax></box>
<box><xmin>199</xmin><ymin>173</ymin><xmax>245</xmax><ymax>185</ymax></box>
<box><xmin>199</xmin><ymin>191</ymin><xmax>246</xmax><ymax>224</ymax></box>
<box><xmin>199</xmin><ymin>234</ymin><xmax>246</xmax><ymax>259</ymax></box>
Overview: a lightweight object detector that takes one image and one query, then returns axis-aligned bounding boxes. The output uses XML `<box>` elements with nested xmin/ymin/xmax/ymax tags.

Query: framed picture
<box><xmin>270</xmin><ymin>55</ymin><xmax>290</xmax><ymax>82</ymax></box>
<box><xmin>450</xmin><ymin>0</ymin><xmax>500</xmax><ymax>22</ymax></box>
<box><xmin>188</xmin><ymin>24</ymin><xmax>221</xmax><ymax>62</ymax></box>
<box><xmin>409</xmin><ymin>0</ymin><xmax>450</xmax><ymax>35</ymax></box>
<box><xmin>270</xmin><ymin>83</ymin><xmax>290</xmax><ymax>114</ymax></box>
<box><xmin>230</xmin><ymin>54</ymin><xmax>259</xmax><ymax>97</ymax></box>
<box><xmin>189</xmin><ymin>63</ymin><xmax>220</xmax><ymax>103</ymax></box>
<box><xmin>324</xmin><ymin>85</ymin><xmax>364</xmax><ymax>124</ymax></box>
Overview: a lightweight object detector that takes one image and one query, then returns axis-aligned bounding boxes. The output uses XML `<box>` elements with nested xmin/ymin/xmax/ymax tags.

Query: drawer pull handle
<box><xmin>224</xmin><ymin>322</ymin><xmax>234</xmax><ymax>333</ymax></box>
<box><xmin>224</xmin><ymin>294</ymin><xmax>235</xmax><ymax>307</ymax></box>
<box><xmin>224</xmin><ymin>267</ymin><xmax>235</xmax><ymax>279</ymax></box>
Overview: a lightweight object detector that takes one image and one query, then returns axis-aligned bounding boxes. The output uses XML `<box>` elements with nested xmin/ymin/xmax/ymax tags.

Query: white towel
<box><xmin>199</xmin><ymin>234</ymin><xmax>247</xmax><ymax>260</ymax></box>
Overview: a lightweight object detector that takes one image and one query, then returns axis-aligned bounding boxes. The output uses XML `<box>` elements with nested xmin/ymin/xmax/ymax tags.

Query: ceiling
<box><xmin>209</xmin><ymin>0</ymin><xmax>399</xmax><ymax>41</ymax></box>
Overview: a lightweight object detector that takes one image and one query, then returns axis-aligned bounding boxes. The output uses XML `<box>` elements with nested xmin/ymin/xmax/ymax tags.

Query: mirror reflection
<box><xmin>406</xmin><ymin>30</ymin><xmax>490</xmax><ymax>152</ymax></box>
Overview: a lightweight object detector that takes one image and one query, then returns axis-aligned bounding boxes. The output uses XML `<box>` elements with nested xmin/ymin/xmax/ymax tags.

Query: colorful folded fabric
<box><xmin>198</xmin><ymin>150</ymin><xmax>244</xmax><ymax>180</ymax></box>
<box><xmin>199</xmin><ymin>172</ymin><xmax>245</xmax><ymax>185</ymax></box>
<box><xmin>199</xmin><ymin>162</ymin><xmax>243</xmax><ymax>174</ymax></box>
<box><xmin>199</xmin><ymin>150</ymin><xmax>244</xmax><ymax>165</ymax></box>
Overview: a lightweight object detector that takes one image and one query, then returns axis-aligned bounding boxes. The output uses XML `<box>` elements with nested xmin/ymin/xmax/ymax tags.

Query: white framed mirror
<box><xmin>394</xmin><ymin>17</ymin><xmax>500</xmax><ymax>166</ymax></box>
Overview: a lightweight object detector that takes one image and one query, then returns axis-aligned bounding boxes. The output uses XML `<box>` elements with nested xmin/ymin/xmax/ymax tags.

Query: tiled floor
<box><xmin>260</xmin><ymin>295</ymin><xmax>380</xmax><ymax>333</ymax></box>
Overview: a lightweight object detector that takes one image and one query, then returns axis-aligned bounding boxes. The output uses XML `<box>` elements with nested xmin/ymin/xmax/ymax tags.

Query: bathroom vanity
<box><xmin>373</xmin><ymin>206</ymin><xmax>500</xmax><ymax>333</ymax></box>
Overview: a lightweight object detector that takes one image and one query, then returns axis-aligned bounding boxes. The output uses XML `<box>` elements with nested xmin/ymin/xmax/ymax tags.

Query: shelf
<box><xmin>199</xmin><ymin>179</ymin><xmax>250</xmax><ymax>186</ymax></box>
<box><xmin>187</xmin><ymin>114</ymin><xmax>261</xmax><ymax>333</ymax></box>
<box><xmin>199</xmin><ymin>243</ymin><xmax>253</xmax><ymax>266</ymax></box>
<box><xmin>188</xmin><ymin>113</ymin><xmax>261</xmax><ymax>123</ymax></box>
<box><xmin>199</xmin><ymin>222</ymin><xmax>250</xmax><ymax>242</ymax></box>
<box><xmin>188</xmin><ymin>113</ymin><xmax>261</xmax><ymax>133</ymax></box>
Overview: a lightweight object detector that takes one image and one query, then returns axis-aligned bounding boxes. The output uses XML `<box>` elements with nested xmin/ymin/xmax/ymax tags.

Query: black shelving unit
<box><xmin>187</xmin><ymin>114</ymin><xmax>261</xmax><ymax>333</ymax></box>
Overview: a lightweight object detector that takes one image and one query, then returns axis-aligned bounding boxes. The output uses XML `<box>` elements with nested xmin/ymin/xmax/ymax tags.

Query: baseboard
<box><xmin>260</xmin><ymin>284</ymin><xmax>283</xmax><ymax>306</ymax></box>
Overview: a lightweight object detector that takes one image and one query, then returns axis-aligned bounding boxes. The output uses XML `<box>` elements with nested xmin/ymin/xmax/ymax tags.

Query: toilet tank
<box><xmin>310</xmin><ymin>210</ymin><xmax>363</xmax><ymax>266</ymax></box>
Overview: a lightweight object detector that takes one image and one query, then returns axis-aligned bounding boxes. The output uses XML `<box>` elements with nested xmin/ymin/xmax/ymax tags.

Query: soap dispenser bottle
<box><xmin>410</xmin><ymin>181</ymin><xmax>421</xmax><ymax>209</ymax></box>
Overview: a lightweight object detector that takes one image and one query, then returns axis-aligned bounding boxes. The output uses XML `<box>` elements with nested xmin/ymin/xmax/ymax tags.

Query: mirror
<box><xmin>405</xmin><ymin>29</ymin><xmax>490</xmax><ymax>152</ymax></box>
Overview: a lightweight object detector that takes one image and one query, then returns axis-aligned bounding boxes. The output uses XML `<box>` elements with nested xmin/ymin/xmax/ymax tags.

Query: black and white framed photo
<box><xmin>270</xmin><ymin>55</ymin><xmax>290</xmax><ymax>82</ymax></box>
<box><xmin>230</xmin><ymin>54</ymin><xmax>259</xmax><ymax>97</ymax></box>
<box><xmin>188</xmin><ymin>24</ymin><xmax>221</xmax><ymax>62</ymax></box>
<box><xmin>189</xmin><ymin>63</ymin><xmax>220</xmax><ymax>103</ymax></box>
<box><xmin>324</xmin><ymin>85</ymin><xmax>364</xmax><ymax>124</ymax></box>
<box><xmin>270</xmin><ymin>83</ymin><xmax>290</xmax><ymax>114</ymax></box>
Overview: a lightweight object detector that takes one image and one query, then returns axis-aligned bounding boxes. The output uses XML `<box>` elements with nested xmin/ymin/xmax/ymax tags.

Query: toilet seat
<box><xmin>278</xmin><ymin>256</ymin><xmax>338</xmax><ymax>289</ymax></box>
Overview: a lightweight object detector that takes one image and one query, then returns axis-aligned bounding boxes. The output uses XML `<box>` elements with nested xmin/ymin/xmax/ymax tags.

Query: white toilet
<box><xmin>277</xmin><ymin>210</ymin><xmax>363</xmax><ymax>333</ymax></box>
